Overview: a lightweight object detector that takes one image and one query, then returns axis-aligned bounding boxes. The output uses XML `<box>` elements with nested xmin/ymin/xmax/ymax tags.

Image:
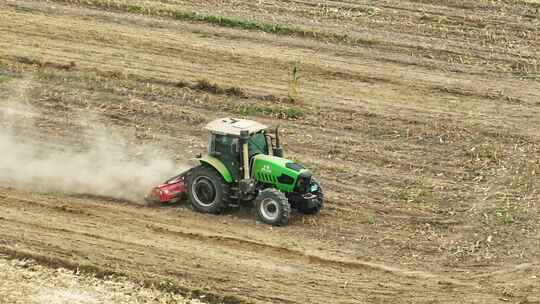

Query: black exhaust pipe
<box><xmin>273</xmin><ymin>125</ymin><xmax>284</xmax><ymax>157</ymax></box>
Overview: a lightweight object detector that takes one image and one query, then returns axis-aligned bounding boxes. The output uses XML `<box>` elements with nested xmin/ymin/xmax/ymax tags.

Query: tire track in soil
<box><xmin>3</xmin><ymin>14</ymin><xmax>536</xmax><ymax>124</ymax></box>
<box><xmin>1</xmin><ymin>189</ymin><xmax>474</xmax><ymax>288</ymax></box>
<box><xmin>145</xmin><ymin>223</ymin><xmax>477</xmax><ymax>287</ymax></box>
<box><xmin>0</xmin><ymin>245</ymin><xmax>247</xmax><ymax>304</ymax></box>
<box><xmin>3</xmin><ymin>48</ymin><xmax>536</xmax><ymax>149</ymax></box>
<box><xmin>1</xmin><ymin>2</ymin><xmax>537</xmax><ymax>303</ymax></box>
<box><xmin>0</xmin><ymin>188</ymin><xmax>504</xmax><ymax>303</ymax></box>
<box><xmin>135</xmin><ymin>0</ymin><xmax>539</xmax><ymax>62</ymax></box>
<box><xmin>8</xmin><ymin>0</ymin><xmax>536</xmax><ymax>75</ymax></box>
<box><xmin>0</xmin><ymin>215</ymin><xmax>261</xmax><ymax>303</ymax></box>
<box><xmin>3</xmin><ymin>4</ymin><xmax>537</xmax><ymax>111</ymax></box>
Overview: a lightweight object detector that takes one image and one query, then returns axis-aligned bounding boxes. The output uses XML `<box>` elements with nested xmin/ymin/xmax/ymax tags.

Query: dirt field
<box><xmin>0</xmin><ymin>255</ymin><xmax>205</xmax><ymax>304</ymax></box>
<box><xmin>0</xmin><ymin>0</ymin><xmax>539</xmax><ymax>303</ymax></box>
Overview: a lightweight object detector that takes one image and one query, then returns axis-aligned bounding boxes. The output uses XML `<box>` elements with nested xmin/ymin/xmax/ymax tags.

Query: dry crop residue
<box><xmin>0</xmin><ymin>0</ymin><xmax>539</xmax><ymax>303</ymax></box>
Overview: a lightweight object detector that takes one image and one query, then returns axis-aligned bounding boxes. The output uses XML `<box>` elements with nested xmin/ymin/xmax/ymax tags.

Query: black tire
<box><xmin>188</xmin><ymin>165</ymin><xmax>230</xmax><ymax>214</ymax></box>
<box><xmin>297</xmin><ymin>180</ymin><xmax>324</xmax><ymax>215</ymax></box>
<box><xmin>255</xmin><ymin>188</ymin><xmax>291</xmax><ymax>226</ymax></box>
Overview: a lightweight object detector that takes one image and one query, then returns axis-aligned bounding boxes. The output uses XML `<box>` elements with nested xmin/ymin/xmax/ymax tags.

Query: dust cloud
<box><xmin>0</xmin><ymin>78</ymin><xmax>179</xmax><ymax>202</ymax></box>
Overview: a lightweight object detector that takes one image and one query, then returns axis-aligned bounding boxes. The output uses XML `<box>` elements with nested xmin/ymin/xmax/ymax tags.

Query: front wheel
<box><xmin>255</xmin><ymin>188</ymin><xmax>291</xmax><ymax>226</ymax></box>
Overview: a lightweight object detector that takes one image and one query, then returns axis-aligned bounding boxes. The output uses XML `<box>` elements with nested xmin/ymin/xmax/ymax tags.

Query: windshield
<box><xmin>248</xmin><ymin>132</ymin><xmax>268</xmax><ymax>156</ymax></box>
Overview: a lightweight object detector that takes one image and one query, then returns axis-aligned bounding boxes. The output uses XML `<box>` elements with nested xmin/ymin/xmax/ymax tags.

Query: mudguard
<box><xmin>196</xmin><ymin>155</ymin><xmax>233</xmax><ymax>183</ymax></box>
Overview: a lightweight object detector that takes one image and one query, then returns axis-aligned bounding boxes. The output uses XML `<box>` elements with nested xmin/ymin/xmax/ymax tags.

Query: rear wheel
<box><xmin>255</xmin><ymin>188</ymin><xmax>290</xmax><ymax>226</ymax></box>
<box><xmin>188</xmin><ymin>166</ymin><xmax>230</xmax><ymax>214</ymax></box>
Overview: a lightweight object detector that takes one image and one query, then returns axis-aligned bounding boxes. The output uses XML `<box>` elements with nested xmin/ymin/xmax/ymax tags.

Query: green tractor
<box><xmin>147</xmin><ymin>118</ymin><xmax>323</xmax><ymax>226</ymax></box>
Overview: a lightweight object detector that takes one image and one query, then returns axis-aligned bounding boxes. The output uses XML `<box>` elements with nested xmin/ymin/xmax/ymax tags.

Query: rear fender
<box><xmin>195</xmin><ymin>156</ymin><xmax>233</xmax><ymax>183</ymax></box>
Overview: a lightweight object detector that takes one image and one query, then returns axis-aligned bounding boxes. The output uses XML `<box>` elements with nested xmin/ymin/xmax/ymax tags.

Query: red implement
<box><xmin>145</xmin><ymin>172</ymin><xmax>188</xmax><ymax>205</ymax></box>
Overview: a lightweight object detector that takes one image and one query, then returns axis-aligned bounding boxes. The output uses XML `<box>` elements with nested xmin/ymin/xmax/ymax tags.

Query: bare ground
<box><xmin>0</xmin><ymin>0</ymin><xmax>539</xmax><ymax>303</ymax></box>
<box><xmin>0</xmin><ymin>255</ymin><xmax>205</xmax><ymax>304</ymax></box>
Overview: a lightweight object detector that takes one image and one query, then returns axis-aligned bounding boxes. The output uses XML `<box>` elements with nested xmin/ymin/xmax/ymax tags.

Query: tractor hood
<box><xmin>251</xmin><ymin>154</ymin><xmax>311</xmax><ymax>193</ymax></box>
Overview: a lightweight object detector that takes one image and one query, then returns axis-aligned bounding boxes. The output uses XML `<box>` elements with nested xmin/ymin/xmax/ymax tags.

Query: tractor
<box><xmin>146</xmin><ymin>117</ymin><xmax>323</xmax><ymax>226</ymax></box>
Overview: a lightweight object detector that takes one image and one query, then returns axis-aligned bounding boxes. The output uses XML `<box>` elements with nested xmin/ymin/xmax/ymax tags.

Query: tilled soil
<box><xmin>0</xmin><ymin>0</ymin><xmax>539</xmax><ymax>303</ymax></box>
<box><xmin>0</xmin><ymin>255</ymin><xmax>205</xmax><ymax>304</ymax></box>
<box><xmin>2</xmin><ymin>188</ymin><xmax>536</xmax><ymax>304</ymax></box>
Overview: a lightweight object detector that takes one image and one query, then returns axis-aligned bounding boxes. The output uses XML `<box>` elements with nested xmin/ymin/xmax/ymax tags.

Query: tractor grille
<box><xmin>256</xmin><ymin>172</ymin><xmax>277</xmax><ymax>184</ymax></box>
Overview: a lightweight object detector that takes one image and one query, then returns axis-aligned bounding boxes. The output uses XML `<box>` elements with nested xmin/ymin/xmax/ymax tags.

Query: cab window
<box><xmin>248</xmin><ymin>132</ymin><xmax>268</xmax><ymax>156</ymax></box>
<box><xmin>212</xmin><ymin>135</ymin><xmax>237</xmax><ymax>155</ymax></box>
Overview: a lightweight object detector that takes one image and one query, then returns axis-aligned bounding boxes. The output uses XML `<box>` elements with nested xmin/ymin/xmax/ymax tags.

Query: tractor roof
<box><xmin>205</xmin><ymin>118</ymin><xmax>268</xmax><ymax>137</ymax></box>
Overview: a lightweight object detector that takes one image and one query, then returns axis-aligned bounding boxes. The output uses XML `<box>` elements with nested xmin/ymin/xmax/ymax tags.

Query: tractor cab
<box><xmin>205</xmin><ymin>118</ymin><xmax>280</xmax><ymax>182</ymax></box>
